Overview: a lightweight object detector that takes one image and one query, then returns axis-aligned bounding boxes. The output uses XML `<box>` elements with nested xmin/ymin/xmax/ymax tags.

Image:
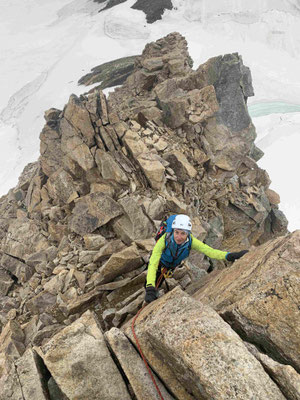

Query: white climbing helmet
<box><xmin>172</xmin><ymin>215</ymin><xmax>192</xmax><ymax>231</ymax></box>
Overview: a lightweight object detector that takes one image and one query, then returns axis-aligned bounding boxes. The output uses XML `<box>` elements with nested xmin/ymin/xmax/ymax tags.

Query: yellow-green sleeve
<box><xmin>146</xmin><ymin>234</ymin><xmax>166</xmax><ymax>287</ymax></box>
<box><xmin>191</xmin><ymin>234</ymin><xmax>227</xmax><ymax>260</ymax></box>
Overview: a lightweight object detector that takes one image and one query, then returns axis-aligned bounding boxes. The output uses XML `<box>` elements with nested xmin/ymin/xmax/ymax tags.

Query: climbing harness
<box><xmin>163</xmin><ymin>269</ymin><xmax>173</xmax><ymax>279</ymax></box>
<box><xmin>131</xmin><ymin>268</ymin><xmax>167</xmax><ymax>400</ymax></box>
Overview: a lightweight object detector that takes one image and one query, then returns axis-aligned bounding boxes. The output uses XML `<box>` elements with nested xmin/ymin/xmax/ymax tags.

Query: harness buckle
<box><xmin>164</xmin><ymin>269</ymin><xmax>173</xmax><ymax>278</ymax></box>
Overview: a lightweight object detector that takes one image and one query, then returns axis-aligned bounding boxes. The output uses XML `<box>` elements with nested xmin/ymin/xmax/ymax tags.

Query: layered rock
<box><xmin>193</xmin><ymin>230</ymin><xmax>300</xmax><ymax>373</ymax></box>
<box><xmin>124</xmin><ymin>287</ymin><xmax>286</xmax><ymax>400</ymax></box>
<box><xmin>37</xmin><ymin>310</ymin><xmax>131</xmax><ymax>400</ymax></box>
<box><xmin>0</xmin><ymin>32</ymin><xmax>294</xmax><ymax>399</ymax></box>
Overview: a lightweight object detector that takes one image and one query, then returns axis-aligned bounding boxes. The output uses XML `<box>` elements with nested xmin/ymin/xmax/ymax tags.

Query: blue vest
<box><xmin>160</xmin><ymin>233</ymin><xmax>192</xmax><ymax>269</ymax></box>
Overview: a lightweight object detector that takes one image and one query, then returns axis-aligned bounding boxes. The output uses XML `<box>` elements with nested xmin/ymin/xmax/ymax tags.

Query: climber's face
<box><xmin>174</xmin><ymin>229</ymin><xmax>188</xmax><ymax>245</ymax></box>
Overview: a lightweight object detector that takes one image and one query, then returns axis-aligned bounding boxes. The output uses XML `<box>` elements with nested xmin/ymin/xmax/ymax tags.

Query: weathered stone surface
<box><xmin>0</xmin><ymin>320</ymin><xmax>25</xmax><ymax>360</ymax></box>
<box><xmin>66</xmin><ymin>142</ymin><xmax>95</xmax><ymax>172</ymax></box>
<box><xmin>78</xmin><ymin>250</ymin><xmax>99</xmax><ymax>265</ymax></box>
<box><xmin>143</xmin><ymin>196</ymin><xmax>165</xmax><ymax>220</ymax></box>
<box><xmin>83</xmin><ymin>233</ymin><xmax>107</xmax><ymax>250</ymax></box>
<box><xmin>137</xmin><ymin>153</ymin><xmax>166</xmax><ymax>190</ymax></box>
<box><xmin>40</xmin><ymin>122</ymin><xmax>63</xmax><ymax>177</ymax></box>
<box><xmin>105</xmin><ymin>328</ymin><xmax>175</xmax><ymax>399</ymax></box>
<box><xmin>112</xmin><ymin>196</ymin><xmax>153</xmax><ymax>244</ymax></box>
<box><xmin>266</xmin><ymin>188</ymin><xmax>281</xmax><ymax>205</ymax></box>
<box><xmin>32</xmin><ymin>324</ymin><xmax>63</xmax><ymax>346</ymax></box>
<box><xmin>131</xmin><ymin>0</ymin><xmax>173</xmax><ymax>24</ymax></box>
<box><xmin>112</xmin><ymin>291</ymin><xmax>144</xmax><ymax>327</ymax></box>
<box><xmin>124</xmin><ymin>287</ymin><xmax>285</xmax><ymax>400</ymax></box>
<box><xmin>95</xmin><ymin>149</ymin><xmax>128</xmax><ymax>184</ymax></box>
<box><xmin>46</xmin><ymin>168</ymin><xmax>77</xmax><ymax>204</ymax></box>
<box><xmin>25</xmin><ymin>246</ymin><xmax>58</xmax><ymax>271</ymax></box>
<box><xmin>1</xmin><ymin>253</ymin><xmax>34</xmax><ymax>283</ymax></box>
<box><xmin>69</xmin><ymin>192</ymin><xmax>123</xmax><ymax>235</ymax></box>
<box><xmin>63</xmin><ymin>94</ymin><xmax>95</xmax><ymax>147</ymax></box>
<box><xmin>134</xmin><ymin>238</ymin><xmax>156</xmax><ymax>252</ymax></box>
<box><xmin>43</xmin><ymin>270</ymin><xmax>68</xmax><ymax>295</ymax></box>
<box><xmin>0</xmin><ymin>356</ymin><xmax>24</xmax><ymax>400</ymax></box>
<box><xmin>39</xmin><ymin>310</ymin><xmax>131</xmax><ymax>400</ymax></box>
<box><xmin>15</xmin><ymin>348</ymin><xmax>49</xmax><ymax>400</ymax></box>
<box><xmin>156</xmin><ymin>89</ymin><xmax>189</xmax><ymax>128</ymax></box>
<box><xmin>96</xmin><ymin>244</ymin><xmax>143</xmax><ymax>284</ymax></box>
<box><xmin>245</xmin><ymin>342</ymin><xmax>300</xmax><ymax>400</ymax></box>
<box><xmin>60</xmin><ymin>288</ymin><xmax>102</xmax><ymax>316</ymax></box>
<box><xmin>26</xmin><ymin>290</ymin><xmax>57</xmax><ymax>315</ymax></box>
<box><xmin>0</xmin><ymin>268</ymin><xmax>14</xmax><ymax>295</ymax></box>
<box><xmin>0</xmin><ymin>296</ymin><xmax>19</xmax><ymax>328</ymax></box>
<box><xmin>196</xmin><ymin>53</ymin><xmax>254</xmax><ymax>132</ymax></box>
<box><xmin>2</xmin><ymin>218</ymin><xmax>49</xmax><ymax>259</ymax></box>
<box><xmin>93</xmin><ymin>239</ymin><xmax>126</xmax><ymax>263</ymax></box>
<box><xmin>124</xmin><ymin>129</ymin><xmax>148</xmax><ymax>158</ymax></box>
<box><xmin>194</xmin><ymin>231</ymin><xmax>300</xmax><ymax>372</ymax></box>
<box><xmin>164</xmin><ymin>150</ymin><xmax>197</xmax><ymax>182</ymax></box>
<box><xmin>78</xmin><ymin>55</ymin><xmax>136</xmax><ymax>89</ymax></box>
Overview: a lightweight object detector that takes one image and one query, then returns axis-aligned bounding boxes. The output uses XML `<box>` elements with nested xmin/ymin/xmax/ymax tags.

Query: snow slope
<box><xmin>0</xmin><ymin>0</ymin><xmax>299</xmax><ymax>230</ymax></box>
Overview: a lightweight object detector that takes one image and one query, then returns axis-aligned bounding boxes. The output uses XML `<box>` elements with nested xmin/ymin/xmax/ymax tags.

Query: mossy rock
<box><xmin>78</xmin><ymin>55</ymin><xmax>138</xmax><ymax>90</ymax></box>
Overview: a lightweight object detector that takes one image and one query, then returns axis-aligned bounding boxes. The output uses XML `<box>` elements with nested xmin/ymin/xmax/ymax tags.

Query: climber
<box><xmin>144</xmin><ymin>214</ymin><xmax>248</xmax><ymax>304</ymax></box>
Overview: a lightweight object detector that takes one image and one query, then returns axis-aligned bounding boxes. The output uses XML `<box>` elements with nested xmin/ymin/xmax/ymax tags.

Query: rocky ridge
<box><xmin>0</xmin><ymin>32</ymin><xmax>298</xmax><ymax>400</ymax></box>
<box><xmin>95</xmin><ymin>0</ymin><xmax>173</xmax><ymax>24</ymax></box>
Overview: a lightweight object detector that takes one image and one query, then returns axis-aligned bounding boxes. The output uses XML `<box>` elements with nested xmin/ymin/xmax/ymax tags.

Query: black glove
<box><xmin>226</xmin><ymin>250</ymin><xmax>248</xmax><ymax>262</ymax></box>
<box><xmin>145</xmin><ymin>286</ymin><xmax>158</xmax><ymax>304</ymax></box>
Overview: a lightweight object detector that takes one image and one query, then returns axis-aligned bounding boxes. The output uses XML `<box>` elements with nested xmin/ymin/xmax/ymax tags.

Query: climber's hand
<box><xmin>145</xmin><ymin>286</ymin><xmax>158</xmax><ymax>304</ymax></box>
<box><xmin>226</xmin><ymin>250</ymin><xmax>248</xmax><ymax>262</ymax></box>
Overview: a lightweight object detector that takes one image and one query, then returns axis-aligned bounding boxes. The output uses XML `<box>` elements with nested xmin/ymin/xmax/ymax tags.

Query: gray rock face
<box><xmin>208</xmin><ymin>53</ymin><xmax>254</xmax><ymax>132</ymax></box>
<box><xmin>2</xmin><ymin>218</ymin><xmax>49</xmax><ymax>259</ymax></box>
<box><xmin>78</xmin><ymin>55</ymin><xmax>137</xmax><ymax>90</ymax></box>
<box><xmin>69</xmin><ymin>192</ymin><xmax>123</xmax><ymax>235</ymax></box>
<box><xmin>15</xmin><ymin>348</ymin><xmax>49</xmax><ymax>400</ymax></box>
<box><xmin>194</xmin><ymin>231</ymin><xmax>300</xmax><ymax>373</ymax></box>
<box><xmin>96</xmin><ymin>0</ymin><xmax>173</xmax><ymax>24</ymax></box>
<box><xmin>96</xmin><ymin>244</ymin><xmax>143</xmax><ymax>284</ymax></box>
<box><xmin>1</xmin><ymin>253</ymin><xmax>34</xmax><ymax>283</ymax></box>
<box><xmin>131</xmin><ymin>0</ymin><xmax>173</xmax><ymax>24</ymax></box>
<box><xmin>39</xmin><ymin>310</ymin><xmax>131</xmax><ymax>400</ymax></box>
<box><xmin>0</xmin><ymin>268</ymin><xmax>14</xmax><ymax>295</ymax></box>
<box><xmin>246</xmin><ymin>342</ymin><xmax>300</xmax><ymax>400</ymax></box>
<box><xmin>124</xmin><ymin>287</ymin><xmax>285</xmax><ymax>400</ymax></box>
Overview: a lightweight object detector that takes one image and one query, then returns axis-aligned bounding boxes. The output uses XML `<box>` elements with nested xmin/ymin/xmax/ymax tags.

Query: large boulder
<box><xmin>95</xmin><ymin>244</ymin><xmax>143</xmax><ymax>284</ymax></box>
<box><xmin>194</xmin><ymin>230</ymin><xmax>300</xmax><ymax>373</ymax></box>
<box><xmin>112</xmin><ymin>196</ymin><xmax>153</xmax><ymax>244</ymax></box>
<box><xmin>164</xmin><ymin>150</ymin><xmax>197</xmax><ymax>183</ymax></box>
<box><xmin>124</xmin><ymin>287</ymin><xmax>284</xmax><ymax>400</ymax></box>
<box><xmin>38</xmin><ymin>310</ymin><xmax>131</xmax><ymax>400</ymax></box>
<box><xmin>69</xmin><ymin>192</ymin><xmax>123</xmax><ymax>236</ymax></box>
<box><xmin>1</xmin><ymin>218</ymin><xmax>49</xmax><ymax>259</ymax></box>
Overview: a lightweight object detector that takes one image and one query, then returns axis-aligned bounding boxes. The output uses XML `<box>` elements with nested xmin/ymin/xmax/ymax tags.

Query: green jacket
<box><xmin>146</xmin><ymin>233</ymin><xmax>227</xmax><ymax>287</ymax></box>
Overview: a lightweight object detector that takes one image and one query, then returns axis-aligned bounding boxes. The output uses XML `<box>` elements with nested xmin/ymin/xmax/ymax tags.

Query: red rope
<box><xmin>131</xmin><ymin>269</ymin><xmax>167</xmax><ymax>400</ymax></box>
